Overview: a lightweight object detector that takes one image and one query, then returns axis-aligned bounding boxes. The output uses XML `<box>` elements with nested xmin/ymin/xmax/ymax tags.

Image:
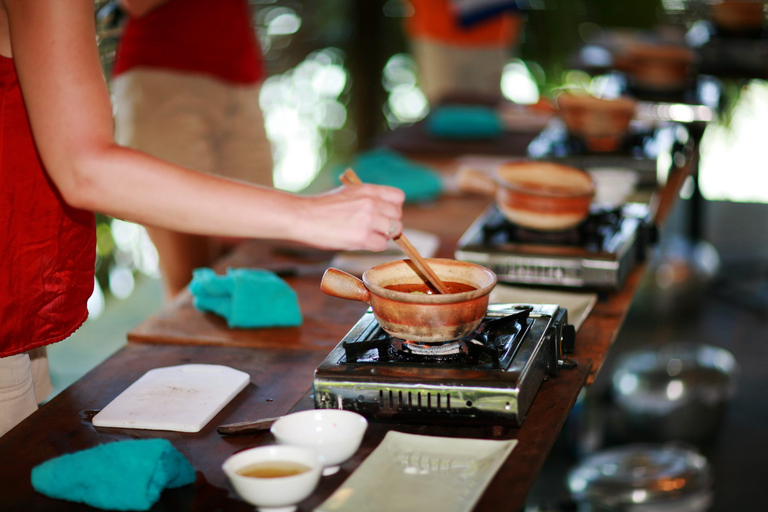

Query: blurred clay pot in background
<box><xmin>617</xmin><ymin>43</ymin><xmax>696</xmax><ymax>92</ymax></box>
<box><xmin>457</xmin><ymin>161</ymin><xmax>595</xmax><ymax>231</ymax></box>
<box><xmin>556</xmin><ymin>93</ymin><xmax>637</xmax><ymax>152</ymax></box>
<box><xmin>709</xmin><ymin>0</ymin><xmax>766</xmax><ymax>34</ymax></box>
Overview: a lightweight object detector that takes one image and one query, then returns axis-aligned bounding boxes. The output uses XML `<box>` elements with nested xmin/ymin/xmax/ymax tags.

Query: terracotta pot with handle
<box><xmin>457</xmin><ymin>161</ymin><xmax>595</xmax><ymax>231</ymax></box>
<box><xmin>710</xmin><ymin>0</ymin><xmax>766</xmax><ymax>34</ymax></box>
<box><xmin>556</xmin><ymin>93</ymin><xmax>637</xmax><ymax>152</ymax></box>
<box><xmin>320</xmin><ymin>258</ymin><xmax>497</xmax><ymax>342</ymax></box>
<box><xmin>616</xmin><ymin>44</ymin><xmax>696</xmax><ymax>92</ymax></box>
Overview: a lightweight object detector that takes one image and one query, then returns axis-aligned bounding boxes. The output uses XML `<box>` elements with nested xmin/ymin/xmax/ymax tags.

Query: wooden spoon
<box><xmin>340</xmin><ymin>168</ymin><xmax>451</xmax><ymax>294</ymax></box>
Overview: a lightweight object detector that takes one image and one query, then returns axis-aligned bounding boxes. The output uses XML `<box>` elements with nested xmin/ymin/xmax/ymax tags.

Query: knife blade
<box><xmin>217</xmin><ymin>416</ymin><xmax>283</xmax><ymax>435</ymax></box>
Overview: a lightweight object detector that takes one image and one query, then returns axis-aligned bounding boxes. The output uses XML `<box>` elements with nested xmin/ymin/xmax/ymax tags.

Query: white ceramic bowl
<box><xmin>222</xmin><ymin>445</ymin><xmax>323</xmax><ymax>512</ymax></box>
<box><xmin>270</xmin><ymin>409</ymin><xmax>368</xmax><ymax>476</ymax></box>
<box><xmin>588</xmin><ymin>168</ymin><xmax>639</xmax><ymax>207</ymax></box>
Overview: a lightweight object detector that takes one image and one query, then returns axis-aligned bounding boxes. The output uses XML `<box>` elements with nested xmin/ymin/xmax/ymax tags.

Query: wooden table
<box><xmin>0</xmin><ymin>137</ymin><xmax>695</xmax><ymax>511</ymax></box>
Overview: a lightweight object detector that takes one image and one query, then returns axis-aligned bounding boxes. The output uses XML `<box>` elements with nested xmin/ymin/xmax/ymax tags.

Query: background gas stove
<box><xmin>313</xmin><ymin>304</ymin><xmax>575</xmax><ymax>427</ymax></box>
<box><xmin>690</xmin><ymin>20</ymin><xmax>768</xmax><ymax>79</ymax></box>
<box><xmin>455</xmin><ymin>203</ymin><xmax>655</xmax><ymax>290</ymax></box>
<box><xmin>527</xmin><ymin>119</ymin><xmax>694</xmax><ymax>186</ymax></box>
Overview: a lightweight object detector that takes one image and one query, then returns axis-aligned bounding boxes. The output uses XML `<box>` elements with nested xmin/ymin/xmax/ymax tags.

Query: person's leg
<box><xmin>112</xmin><ymin>70</ymin><xmax>224</xmax><ymax>299</ymax></box>
<box><xmin>143</xmin><ymin>226</ymin><xmax>222</xmax><ymax>298</ymax></box>
<box><xmin>0</xmin><ymin>353</ymin><xmax>38</xmax><ymax>437</ymax></box>
<box><xmin>217</xmin><ymin>82</ymin><xmax>274</xmax><ymax>187</ymax></box>
<box><xmin>409</xmin><ymin>38</ymin><xmax>509</xmax><ymax>104</ymax></box>
<box><xmin>28</xmin><ymin>346</ymin><xmax>52</xmax><ymax>404</ymax></box>
<box><xmin>212</xmin><ymin>81</ymin><xmax>274</xmax><ymax>249</ymax></box>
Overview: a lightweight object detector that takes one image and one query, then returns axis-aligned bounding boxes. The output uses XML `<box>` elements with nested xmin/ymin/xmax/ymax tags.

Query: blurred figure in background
<box><xmin>112</xmin><ymin>0</ymin><xmax>274</xmax><ymax>299</ymax></box>
<box><xmin>404</xmin><ymin>0</ymin><xmax>525</xmax><ymax>104</ymax></box>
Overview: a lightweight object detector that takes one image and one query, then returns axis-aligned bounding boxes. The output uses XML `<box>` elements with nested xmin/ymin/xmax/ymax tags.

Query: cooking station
<box><xmin>0</xmin><ymin>131</ymin><xmax>694</xmax><ymax>511</ymax></box>
<box><xmin>456</xmin><ymin>202</ymin><xmax>654</xmax><ymax>290</ymax></box>
<box><xmin>314</xmin><ymin>303</ymin><xmax>574</xmax><ymax>427</ymax></box>
<box><xmin>527</xmin><ymin>119</ymin><xmax>694</xmax><ymax>186</ymax></box>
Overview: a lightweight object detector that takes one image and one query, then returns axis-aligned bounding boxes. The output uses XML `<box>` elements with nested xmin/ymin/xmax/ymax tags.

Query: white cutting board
<box><xmin>92</xmin><ymin>364</ymin><xmax>250</xmax><ymax>433</ymax></box>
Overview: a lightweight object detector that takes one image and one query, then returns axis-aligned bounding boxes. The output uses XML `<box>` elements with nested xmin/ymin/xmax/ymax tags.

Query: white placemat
<box><xmin>489</xmin><ymin>285</ymin><xmax>598</xmax><ymax>331</ymax></box>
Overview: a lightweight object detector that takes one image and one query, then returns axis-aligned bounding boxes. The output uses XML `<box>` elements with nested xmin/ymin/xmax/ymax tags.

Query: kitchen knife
<box><xmin>217</xmin><ymin>416</ymin><xmax>283</xmax><ymax>435</ymax></box>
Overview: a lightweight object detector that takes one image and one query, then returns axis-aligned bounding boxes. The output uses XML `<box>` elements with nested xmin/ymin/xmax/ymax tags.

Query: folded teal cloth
<box><xmin>31</xmin><ymin>439</ymin><xmax>195</xmax><ymax>511</ymax></box>
<box><xmin>426</xmin><ymin>105</ymin><xmax>503</xmax><ymax>139</ymax></box>
<box><xmin>334</xmin><ymin>148</ymin><xmax>443</xmax><ymax>203</ymax></box>
<box><xmin>189</xmin><ymin>267</ymin><xmax>302</xmax><ymax>328</ymax></box>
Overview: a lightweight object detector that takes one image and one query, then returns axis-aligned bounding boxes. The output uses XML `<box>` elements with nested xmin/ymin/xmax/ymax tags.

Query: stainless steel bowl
<box><xmin>610</xmin><ymin>343</ymin><xmax>738</xmax><ymax>445</ymax></box>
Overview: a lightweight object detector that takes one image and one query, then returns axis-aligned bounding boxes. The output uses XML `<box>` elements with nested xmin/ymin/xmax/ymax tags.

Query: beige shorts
<box><xmin>410</xmin><ymin>37</ymin><xmax>510</xmax><ymax>104</ymax></box>
<box><xmin>111</xmin><ymin>69</ymin><xmax>274</xmax><ymax>186</ymax></box>
<box><xmin>0</xmin><ymin>347</ymin><xmax>52</xmax><ymax>437</ymax></box>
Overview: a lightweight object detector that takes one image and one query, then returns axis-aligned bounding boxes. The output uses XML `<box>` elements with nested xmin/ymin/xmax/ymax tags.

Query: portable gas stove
<box><xmin>314</xmin><ymin>303</ymin><xmax>575</xmax><ymax>427</ymax></box>
<box><xmin>697</xmin><ymin>36</ymin><xmax>768</xmax><ymax>78</ymax></box>
<box><xmin>690</xmin><ymin>20</ymin><xmax>768</xmax><ymax>80</ymax></box>
<box><xmin>527</xmin><ymin>119</ymin><xmax>693</xmax><ymax>186</ymax></box>
<box><xmin>455</xmin><ymin>202</ymin><xmax>655</xmax><ymax>290</ymax></box>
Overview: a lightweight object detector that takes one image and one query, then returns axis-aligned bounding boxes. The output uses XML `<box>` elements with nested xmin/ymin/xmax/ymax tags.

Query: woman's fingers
<box><xmin>300</xmin><ymin>183</ymin><xmax>406</xmax><ymax>251</ymax></box>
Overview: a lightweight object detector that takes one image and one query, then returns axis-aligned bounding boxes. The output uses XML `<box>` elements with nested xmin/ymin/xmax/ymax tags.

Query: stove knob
<box><xmin>562</xmin><ymin>324</ymin><xmax>576</xmax><ymax>354</ymax></box>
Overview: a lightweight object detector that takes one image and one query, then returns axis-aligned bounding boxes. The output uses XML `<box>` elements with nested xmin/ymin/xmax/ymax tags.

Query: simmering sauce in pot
<box><xmin>385</xmin><ymin>282</ymin><xmax>477</xmax><ymax>294</ymax></box>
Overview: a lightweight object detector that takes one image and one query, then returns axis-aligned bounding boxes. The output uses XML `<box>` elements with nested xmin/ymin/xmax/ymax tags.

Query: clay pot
<box><xmin>556</xmin><ymin>93</ymin><xmax>637</xmax><ymax>152</ymax></box>
<box><xmin>320</xmin><ymin>258</ymin><xmax>497</xmax><ymax>342</ymax></box>
<box><xmin>457</xmin><ymin>161</ymin><xmax>595</xmax><ymax>231</ymax></box>
<box><xmin>710</xmin><ymin>0</ymin><xmax>766</xmax><ymax>33</ymax></box>
<box><xmin>618</xmin><ymin>44</ymin><xmax>696</xmax><ymax>92</ymax></box>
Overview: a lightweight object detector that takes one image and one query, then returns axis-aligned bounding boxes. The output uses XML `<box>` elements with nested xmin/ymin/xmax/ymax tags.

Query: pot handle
<box><xmin>320</xmin><ymin>268</ymin><xmax>370</xmax><ymax>303</ymax></box>
<box><xmin>456</xmin><ymin>167</ymin><xmax>498</xmax><ymax>196</ymax></box>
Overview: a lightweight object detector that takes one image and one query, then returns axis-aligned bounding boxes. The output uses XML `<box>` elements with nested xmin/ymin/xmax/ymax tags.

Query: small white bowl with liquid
<box><xmin>222</xmin><ymin>445</ymin><xmax>323</xmax><ymax>512</ymax></box>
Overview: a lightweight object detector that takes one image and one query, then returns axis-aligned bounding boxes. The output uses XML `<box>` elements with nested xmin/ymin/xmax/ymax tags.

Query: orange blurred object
<box><xmin>710</xmin><ymin>0</ymin><xmax>766</xmax><ymax>32</ymax></box>
<box><xmin>617</xmin><ymin>44</ymin><xmax>696</xmax><ymax>92</ymax></box>
<box><xmin>404</xmin><ymin>0</ymin><xmax>523</xmax><ymax>47</ymax></box>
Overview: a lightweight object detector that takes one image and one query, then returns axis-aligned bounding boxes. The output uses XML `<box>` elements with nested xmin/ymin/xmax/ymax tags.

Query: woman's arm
<box><xmin>4</xmin><ymin>0</ymin><xmax>403</xmax><ymax>251</ymax></box>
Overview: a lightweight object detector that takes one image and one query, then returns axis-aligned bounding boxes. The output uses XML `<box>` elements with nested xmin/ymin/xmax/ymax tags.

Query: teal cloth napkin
<box><xmin>426</xmin><ymin>105</ymin><xmax>503</xmax><ymax>139</ymax></box>
<box><xmin>31</xmin><ymin>439</ymin><xmax>195</xmax><ymax>511</ymax></box>
<box><xmin>333</xmin><ymin>148</ymin><xmax>443</xmax><ymax>203</ymax></box>
<box><xmin>189</xmin><ymin>267</ymin><xmax>302</xmax><ymax>328</ymax></box>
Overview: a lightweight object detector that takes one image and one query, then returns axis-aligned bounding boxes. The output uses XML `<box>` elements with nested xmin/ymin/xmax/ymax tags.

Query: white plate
<box><xmin>315</xmin><ymin>431</ymin><xmax>517</xmax><ymax>512</ymax></box>
<box><xmin>489</xmin><ymin>285</ymin><xmax>598</xmax><ymax>332</ymax></box>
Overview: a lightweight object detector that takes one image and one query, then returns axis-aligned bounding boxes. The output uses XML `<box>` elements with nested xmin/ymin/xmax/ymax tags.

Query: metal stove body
<box><xmin>313</xmin><ymin>304</ymin><xmax>575</xmax><ymax>427</ymax></box>
<box><xmin>455</xmin><ymin>203</ymin><xmax>654</xmax><ymax>290</ymax></box>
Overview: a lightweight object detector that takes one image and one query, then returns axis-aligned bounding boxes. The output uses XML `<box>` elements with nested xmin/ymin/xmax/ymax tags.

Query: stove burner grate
<box><xmin>341</xmin><ymin>307</ymin><xmax>532</xmax><ymax>369</ymax></box>
<box><xmin>481</xmin><ymin>207</ymin><xmax>623</xmax><ymax>250</ymax></box>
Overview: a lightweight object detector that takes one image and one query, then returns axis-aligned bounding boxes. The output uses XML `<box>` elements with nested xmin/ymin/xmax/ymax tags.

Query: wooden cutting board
<box><xmin>92</xmin><ymin>364</ymin><xmax>250</xmax><ymax>432</ymax></box>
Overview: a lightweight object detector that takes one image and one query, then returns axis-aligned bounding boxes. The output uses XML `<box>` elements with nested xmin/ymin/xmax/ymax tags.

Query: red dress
<box><xmin>0</xmin><ymin>55</ymin><xmax>96</xmax><ymax>357</ymax></box>
<box><xmin>112</xmin><ymin>0</ymin><xmax>264</xmax><ymax>84</ymax></box>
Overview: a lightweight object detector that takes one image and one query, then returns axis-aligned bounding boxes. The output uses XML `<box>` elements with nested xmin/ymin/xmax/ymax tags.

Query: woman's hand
<box><xmin>291</xmin><ymin>184</ymin><xmax>405</xmax><ymax>252</ymax></box>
